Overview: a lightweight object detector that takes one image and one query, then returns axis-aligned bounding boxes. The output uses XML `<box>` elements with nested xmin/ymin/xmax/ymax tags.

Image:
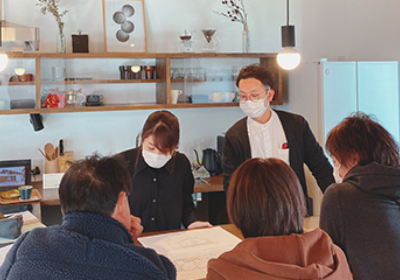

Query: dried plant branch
<box><xmin>213</xmin><ymin>0</ymin><xmax>248</xmax><ymax>26</ymax></box>
<box><xmin>36</xmin><ymin>0</ymin><xmax>68</xmax><ymax>34</ymax></box>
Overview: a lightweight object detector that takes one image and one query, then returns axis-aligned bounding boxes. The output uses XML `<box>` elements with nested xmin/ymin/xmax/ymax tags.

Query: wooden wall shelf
<box><xmin>41</xmin><ymin>79</ymin><xmax>162</xmax><ymax>85</ymax></box>
<box><xmin>0</xmin><ymin>52</ymin><xmax>287</xmax><ymax>115</ymax></box>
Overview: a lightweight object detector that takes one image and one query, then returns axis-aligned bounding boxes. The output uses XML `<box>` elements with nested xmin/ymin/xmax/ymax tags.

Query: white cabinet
<box><xmin>319</xmin><ymin>60</ymin><xmax>399</xmax><ymax>143</ymax></box>
<box><xmin>357</xmin><ymin>62</ymin><xmax>399</xmax><ymax>142</ymax></box>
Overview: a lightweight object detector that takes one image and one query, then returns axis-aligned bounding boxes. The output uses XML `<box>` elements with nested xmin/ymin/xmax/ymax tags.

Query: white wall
<box><xmin>282</xmin><ymin>0</ymin><xmax>400</xmax><ymax>214</ymax></box>
<box><xmin>0</xmin><ymin>107</ymin><xmax>243</xmax><ymax>165</ymax></box>
<box><xmin>2</xmin><ymin>0</ymin><xmax>399</xmax><ymax>214</ymax></box>
<box><xmin>1</xmin><ymin>0</ymin><xmax>285</xmax><ymax>164</ymax></box>
<box><xmin>4</xmin><ymin>0</ymin><xmax>284</xmax><ymax>53</ymax></box>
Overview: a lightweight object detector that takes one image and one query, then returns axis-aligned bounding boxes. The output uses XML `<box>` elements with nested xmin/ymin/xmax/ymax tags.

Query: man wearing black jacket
<box><xmin>223</xmin><ymin>65</ymin><xmax>334</xmax><ymax>214</ymax></box>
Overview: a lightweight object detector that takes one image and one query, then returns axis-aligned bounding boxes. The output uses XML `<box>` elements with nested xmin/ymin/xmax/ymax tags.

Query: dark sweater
<box><xmin>0</xmin><ymin>212</ymin><xmax>176</xmax><ymax>280</ymax></box>
<box><xmin>320</xmin><ymin>162</ymin><xmax>400</xmax><ymax>280</ymax></box>
<box><xmin>223</xmin><ymin>110</ymin><xmax>334</xmax><ymax>213</ymax></box>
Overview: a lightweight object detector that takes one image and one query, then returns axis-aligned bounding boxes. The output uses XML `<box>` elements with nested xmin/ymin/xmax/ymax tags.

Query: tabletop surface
<box><xmin>137</xmin><ymin>217</ymin><xmax>320</xmax><ymax>280</ymax></box>
<box><xmin>34</xmin><ymin>175</ymin><xmax>225</xmax><ymax>206</ymax></box>
<box><xmin>139</xmin><ymin>216</ymin><xmax>320</xmax><ymax>241</ymax></box>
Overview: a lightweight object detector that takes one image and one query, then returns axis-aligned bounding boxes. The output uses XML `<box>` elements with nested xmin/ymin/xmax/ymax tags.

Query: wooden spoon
<box><xmin>44</xmin><ymin>143</ymin><xmax>55</xmax><ymax>161</ymax></box>
<box><xmin>38</xmin><ymin>147</ymin><xmax>49</xmax><ymax>161</ymax></box>
<box><xmin>54</xmin><ymin>146</ymin><xmax>59</xmax><ymax>159</ymax></box>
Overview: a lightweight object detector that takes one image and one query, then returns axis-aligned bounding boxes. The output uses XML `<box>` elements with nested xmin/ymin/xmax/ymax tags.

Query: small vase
<box><xmin>242</xmin><ymin>25</ymin><xmax>250</xmax><ymax>53</ymax></box>
<box><xmin>57</xmin><ymin>32</ymin><xmax>66</xmax><ymax>53</ymax></box>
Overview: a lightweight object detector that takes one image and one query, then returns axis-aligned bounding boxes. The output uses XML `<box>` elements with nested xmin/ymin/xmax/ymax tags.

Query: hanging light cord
<box><xmin>286</xmin><ymin>0</ymin><xmax>290</xmax><ymax>26</ymax></box>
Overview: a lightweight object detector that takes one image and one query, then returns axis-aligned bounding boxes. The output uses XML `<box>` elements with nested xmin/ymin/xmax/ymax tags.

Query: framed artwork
<box><xmin>102</xmin><ymin>0</ymin><xmax>148</xmax><ymax>52</ymax></box>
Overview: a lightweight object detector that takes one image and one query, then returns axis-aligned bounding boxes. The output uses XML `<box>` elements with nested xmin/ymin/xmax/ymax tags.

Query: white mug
<box><xmin>212</xmin><ymin>92</ymin><xmax>223</xmax><ymax>102</ymax></box>
<box><xmin>171</xmin><ymin>90</ymin><xmax>183</xmax><ymax>104</ymax></box>
<box><xmin>222</xmin><ymin>92</ymin><xmax>236</xmax><ymax>102</ymax></box>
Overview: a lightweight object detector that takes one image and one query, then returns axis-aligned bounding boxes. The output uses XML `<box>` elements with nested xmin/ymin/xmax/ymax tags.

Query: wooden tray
<box><xmin>0</xmin><ymin>189</ymin><xmax>42</xmax><ymax>205</ymax></box>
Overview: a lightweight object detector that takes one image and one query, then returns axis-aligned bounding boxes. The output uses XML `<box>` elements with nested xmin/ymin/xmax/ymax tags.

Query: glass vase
<box><xmin>57</xmin><ymin>32</ymin><xmax>66</xmax><ymax>53</ymax></box>
<box><xmin>242</xmin><ymin>25</ymin><xmax>250</xmax><ymax>53</ymax></box>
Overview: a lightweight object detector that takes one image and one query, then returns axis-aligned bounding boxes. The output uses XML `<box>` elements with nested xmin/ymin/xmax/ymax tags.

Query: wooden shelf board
<box><xmin>6</xmin><ymin>52</ymin><xmax>278</xmax><ymax>59</ymax></box>
<box><xmin>171</xmin><ymin>78</ymin><xmax>204</xmax><ymax>83</ymax></box>
<box><xmin>7</xmin><ymin>82</ymin><xmax>35</xmax><ymax>86</ymax></box>
<box><xmin>41</xmin><ymin>79</ymin><xmax>162</xmax><ymax>85</ymax></box>
<box><xmin>0</xmin><ymin>103</ymin><xmax>239</xmax><ymax>114</ymax></box>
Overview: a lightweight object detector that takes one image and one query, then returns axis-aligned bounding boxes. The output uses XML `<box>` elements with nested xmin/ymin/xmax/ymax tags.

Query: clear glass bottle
<box><xmin>242</xmin><ymin>25</ymin><xmax>250</xmax><ymax>53</ymax></box>
<box><xmin>57</xmin><ymin>32</ymin><xmax>66</xmax><ymax>53</ymax></box>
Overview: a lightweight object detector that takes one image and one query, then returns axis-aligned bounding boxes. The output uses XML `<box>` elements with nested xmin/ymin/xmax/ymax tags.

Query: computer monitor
<box><xmin>0</xmin><ymin>159</ymin><xmax>31</xmax><ymax>192</ymax></box>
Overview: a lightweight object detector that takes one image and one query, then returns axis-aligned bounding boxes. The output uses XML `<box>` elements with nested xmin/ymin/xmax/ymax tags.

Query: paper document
<box><xmin>0</xmin><ymin>244</ymin><xmax>13</xmax><ymax>266</ymax></box>
<box><xmin>20</xmin><ymin>210</ymin><xmax>41</xmax><ymax>225</ymax></box>
<box><xmin>43</xmin><ymin>173</ymin><xmax>64</xmax><ymax>189</ymax></box>
<box><xmin>138</xmin><ymin>226</ymin><xmax>241</xmax><ymax>280</ymax></box>
<box><xmin>2</xmin><ymin>212</ymin><xmax>33</xmax><ymax>224</ymax></box>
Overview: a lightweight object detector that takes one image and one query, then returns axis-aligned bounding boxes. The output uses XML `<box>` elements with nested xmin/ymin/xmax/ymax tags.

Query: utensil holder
<box><xmin>45</xmin><ymin>157</ymin><xmax>60</xmax><ymax>173</ymax></box>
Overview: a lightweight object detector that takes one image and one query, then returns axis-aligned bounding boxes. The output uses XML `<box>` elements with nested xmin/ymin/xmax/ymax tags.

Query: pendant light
<box><xmin>277</xmin><ymin>0</ymin><xmax>301</xmax><ymax>70</ymax></box>
<box><xmin>0</xmin><ymin>52</ymin><xmax>9</xmax><ymax>72</ymax></box>
<box><xmin>0</xmin><ymin>21</ymin><xmax>9</xmax><ymax>72</ymax></box>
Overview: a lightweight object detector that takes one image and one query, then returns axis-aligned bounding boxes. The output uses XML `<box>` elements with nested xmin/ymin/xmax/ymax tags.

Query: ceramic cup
<box><xmin>0</xmin><ymin>99</ymin><xmax>8</xmax><ymax>110</ymax></box>
<box><xmin>171</xmin><ymin>90</ymin><xmax>183</xmax><ymax>104</ymax></box>
<box><xmin>19</xmin><ymin>185</ymin><xmax>33</xmax><ymax>200</ymax></box>
<box><xmin>222</xmin><ymin>92</ymin><xmax>236</xmax><ymax>102</ymax></box>
<box><xmin>86</xmin><ymin>94</ymin><xmax>103</xmax><ymax>104</ymax></box>
<box><xmin>212</xmin><ymin>92</ymin><xmax>223</xmax><ymax>102</ymax></box>
<box><xmin>144</xmin><ymin>65</ymin><xmax>155</xmax><ymax>79</ymax></box>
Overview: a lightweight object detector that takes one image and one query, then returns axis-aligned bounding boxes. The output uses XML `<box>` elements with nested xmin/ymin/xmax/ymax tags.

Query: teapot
<box><xmin>65</xmin><ymin>88</ymin><xmax>85</xmax><ymax>107</ymax></box>
<box><xmin>194</xmin><ymin>148</ymin><xmax>222</xmax><ymax>176</ymax></box>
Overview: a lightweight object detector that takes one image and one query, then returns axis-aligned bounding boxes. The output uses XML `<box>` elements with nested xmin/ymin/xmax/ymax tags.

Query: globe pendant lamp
<box><xmin>0</xmin><ymin>52</ymin><xmax>8</xmax><ymax>72</ymax></box>
<box><xmin>277</xmin><ymin>0</ymin><xmax>301</xmax><ymax>70</ymax></box>
<box><xmin>0</xmin><ymin>21</ymin><xmax>9</xmax><ymax>72</ymax></box>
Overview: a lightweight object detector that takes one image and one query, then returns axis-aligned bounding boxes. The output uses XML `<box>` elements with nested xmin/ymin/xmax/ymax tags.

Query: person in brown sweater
<box><xmin>207</xmin><ymin>158</ymin><xmax>352</xmax><ymax>280</ymax></box>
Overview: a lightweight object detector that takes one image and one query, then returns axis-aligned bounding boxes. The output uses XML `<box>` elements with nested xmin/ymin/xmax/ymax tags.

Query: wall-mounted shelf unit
<box><xmin>0</xmin><ymin>52</ymin><xmax>286</xmax><ymax>115</ymax></box>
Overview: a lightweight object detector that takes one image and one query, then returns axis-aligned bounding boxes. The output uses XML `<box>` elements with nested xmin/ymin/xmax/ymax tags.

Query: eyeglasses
<box><xmin>239</xmin><ymin>90</ymin><xmax>269</xmax><ymax>104</ymax></box>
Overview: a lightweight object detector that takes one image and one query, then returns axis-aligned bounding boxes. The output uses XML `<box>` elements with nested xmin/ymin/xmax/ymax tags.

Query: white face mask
<box><xmin>333</xmin><ymin>165</ymin><xmax>342</xmax><ymax>183</ymax></box>
<box><xmin>142</xmin><ymin>148</ymin><xmax>172</xmax><ymax>169</ymax></box>
<box><xmin>239</xmin><ymin>97</ymin><xmax>268</xmax><ymax>119</ymax></box>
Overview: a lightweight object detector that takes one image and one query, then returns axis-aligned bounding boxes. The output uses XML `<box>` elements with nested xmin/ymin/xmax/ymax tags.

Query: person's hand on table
<box><xmin>129</xmin><ymin>215</ymin><xmax>143</xmax><ymax>240</ymax></box>
<box><xmin>188</xmin><ymin>221</ymin><xmax>213</xmax><ymax>229</ymax></box>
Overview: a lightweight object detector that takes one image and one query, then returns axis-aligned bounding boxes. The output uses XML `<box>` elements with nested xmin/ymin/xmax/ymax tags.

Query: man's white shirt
<box><xmin>247</xmin><ymin>110</ymin><xmax>289</xmax><ymax>164</ymax></box>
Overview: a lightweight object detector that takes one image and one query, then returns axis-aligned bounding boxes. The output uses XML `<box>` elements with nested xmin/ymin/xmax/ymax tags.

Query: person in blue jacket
<box><xmin>0</xmin><ymin>154</ymin><xmax>176</xmax><ymax>280</ymax></box>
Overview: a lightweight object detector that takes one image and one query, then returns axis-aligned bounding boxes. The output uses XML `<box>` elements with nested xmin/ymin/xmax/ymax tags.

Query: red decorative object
<box><xmin>282</xmin><ymin>142</ymin><xmax>289</xmax><ymax>149</ymax></box>
<box><xmin>43</xmin><ymin>88</ymin><xmax>66</xmax><ymax>108</ymax></box>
